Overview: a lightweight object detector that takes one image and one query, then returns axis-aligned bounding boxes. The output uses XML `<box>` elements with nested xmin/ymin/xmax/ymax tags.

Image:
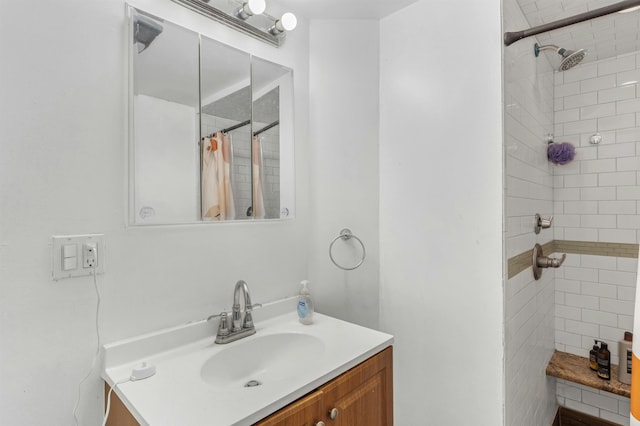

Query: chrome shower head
<box><xmin>558</xmin><ymin>48</ymin><xmax>586</xmax><ymax>71</ymax></box>
<box><xmin>534</xmin><ymin>43</ymin><xmax>586</xmax><ymax>71</ymax></box>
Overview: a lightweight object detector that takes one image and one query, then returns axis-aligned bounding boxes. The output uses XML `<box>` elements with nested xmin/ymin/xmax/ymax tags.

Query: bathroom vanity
<box><xmin>106</xmin><ymin>347</ymin><xmax>392</xmax><ymax>425</ymax></box>
<box><xmin>102</xmin><ymin>298</ymin><xmax>393</xmax><ymax>425</ymax></box>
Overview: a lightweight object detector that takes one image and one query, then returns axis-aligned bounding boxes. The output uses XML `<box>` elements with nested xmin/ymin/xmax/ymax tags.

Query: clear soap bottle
<box><xmin>297</xmin><ymin>280</ymin><xmax>314</xmax><ymax>325</ymax></box>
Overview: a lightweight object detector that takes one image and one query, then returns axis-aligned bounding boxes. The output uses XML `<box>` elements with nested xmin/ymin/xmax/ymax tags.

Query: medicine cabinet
<box><xmin>129</xmin><ymin>7</ymin><xmax>294</xmax><ymax>225</ymax></box>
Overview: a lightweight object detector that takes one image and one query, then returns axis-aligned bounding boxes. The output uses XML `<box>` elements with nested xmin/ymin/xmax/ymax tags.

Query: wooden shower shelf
<box><xmin>546</xmin><ymin>350</ymin><xmax>630</xmax><ymax>398</ymax></box>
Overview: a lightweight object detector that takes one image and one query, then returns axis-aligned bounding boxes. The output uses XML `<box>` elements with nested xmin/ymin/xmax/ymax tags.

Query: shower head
<box><xmin>558</xmin><ymin>48</ymin><xmax>587</xmax><ymax>71</ymax></box>
<box><xmin>534</xmin><ymin>43</ymin><xmax>586</xmax><ymax>71</ymax></box>
<box><xmin>133</xmin><ymin>14</ymin><xmax>163</xmax><ymax>53</ymax></box>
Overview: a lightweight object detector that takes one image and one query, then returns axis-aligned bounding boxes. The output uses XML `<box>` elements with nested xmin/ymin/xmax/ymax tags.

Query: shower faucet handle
<box><xmin>532</xmin><ymin>243</ymin><xmax>566</xmax><ymax>280</ymax></box>
<box><xmin>537</xmin><ymin>253</ymin><xmax>566</xmax><ymax>269</ymax></box>
<box><xmin>539</xmin><ymin>215</ymin><xmax>553</xmax><ymax>228</ymax></box>
<box><xmin>534</xmin><ymin>214</ymin><xmax>553</xmax><ymax>234</ymax></box>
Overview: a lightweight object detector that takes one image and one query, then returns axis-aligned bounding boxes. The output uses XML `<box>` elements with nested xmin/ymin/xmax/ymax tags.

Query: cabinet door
<box><xmin>254</xmin><ymin>388</ymin><xmax>325</xmax><ymax>426</ymax></box>
<box><xmin>104</xmin><ymin>382</ymin><xmax>140</xmax><ymax>426</ymax></box>
<box><xmin>320</xmin><ymin>347</ymin><xmax>393</xmax><ymax>426</ymax></box>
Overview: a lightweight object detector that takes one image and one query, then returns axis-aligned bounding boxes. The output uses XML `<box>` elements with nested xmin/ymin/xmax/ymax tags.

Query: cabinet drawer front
<box><xmin>322</xmin><ymin>347</ymin><xmax>393</xmax><ymax>426</ymax></box>
<box><xmin>254</xmin><ymin>389</ymin><xmax>324</xmax><ymax>426</ymax></box>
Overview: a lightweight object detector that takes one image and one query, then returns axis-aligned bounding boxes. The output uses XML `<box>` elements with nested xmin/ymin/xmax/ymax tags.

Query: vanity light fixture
<box><xmin>171</xmin><ymin>0</ymin><xmax>296</xmax><ymax>47</ymax></box>
<box><xmin>235</xmin><ymin>0</ymin><xmax>266</xmax><ymax>20</ymax></box>
<box><xmin>268</xmin><ymin>12</ymin><xmax>297</xmax><ymax>35</ymax></box>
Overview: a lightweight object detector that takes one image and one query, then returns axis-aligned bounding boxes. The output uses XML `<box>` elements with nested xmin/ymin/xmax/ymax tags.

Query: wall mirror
<box><xmin>128</xmin><ymin>7</ymin><xmax>295</xmax><ymax>225</ymax></box>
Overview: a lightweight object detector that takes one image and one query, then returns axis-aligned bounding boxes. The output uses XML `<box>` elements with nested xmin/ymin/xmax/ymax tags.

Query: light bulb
<box><xmin>245</xmin><ymin>0</ymin><xmax>266</xmax><ymax>15</ymax></box>
<box><xmin>269</xmin><ymin>12</ymin><xmax>297</xmax><ymax>34</ymax></box>
<box><xmin>279</xmin><ymin>12</ymin><xmax>297</xmax><ymax>31</ymax></box>
<box><xmin>236</xmin><ymin>0</ymin><xmax>266</xmax><ymax>20</ymax></box>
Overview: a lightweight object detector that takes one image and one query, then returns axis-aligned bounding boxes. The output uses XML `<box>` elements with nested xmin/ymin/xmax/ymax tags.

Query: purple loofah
<box><xmin>547</xmin><ymin>142</ymin><xmax>575</xmax><ymax>165</ymax></box>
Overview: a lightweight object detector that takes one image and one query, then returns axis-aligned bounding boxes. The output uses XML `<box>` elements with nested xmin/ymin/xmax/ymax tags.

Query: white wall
<box><xmin>134</xmin><ymin>94</ymin><xmax>200</xmax><ymax>224</ymax></box>
<box><xmin>0</xmin><ymin>0</ymin><xmax>309</xmax><ymax>424</ymax></box>
<box><xmin>379</xmin><ymin>1</ymin><xmax>504</xmax><ymax>425</ymax></box>
<box><xmin>307</xmin><ymin>20</ymin><xmax>380</xmax><ymax>328</ymax></box>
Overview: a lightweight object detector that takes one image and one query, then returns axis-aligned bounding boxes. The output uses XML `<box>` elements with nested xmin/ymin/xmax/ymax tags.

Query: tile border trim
<box><xmin>507</xmin><ymin>240</ymin><xmax>639</xmax><ymax>279</ymax></box>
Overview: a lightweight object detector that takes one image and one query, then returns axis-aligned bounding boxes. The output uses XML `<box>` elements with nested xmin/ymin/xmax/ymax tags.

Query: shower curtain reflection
<box><xmin>201</xmin><ymin>132</ymin><xmax>236</xmax><ymax>220</ymax></box>
<box><xmin>252</xmin><ymin>136</ymin><xmax>266</xmax><ymax>219</ymax></box>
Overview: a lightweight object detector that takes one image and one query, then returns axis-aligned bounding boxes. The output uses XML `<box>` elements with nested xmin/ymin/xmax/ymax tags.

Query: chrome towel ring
<box><xmin>329</xmin><ymin>228</ymin><xmax>366</xmax><ymax>271</ymax></box>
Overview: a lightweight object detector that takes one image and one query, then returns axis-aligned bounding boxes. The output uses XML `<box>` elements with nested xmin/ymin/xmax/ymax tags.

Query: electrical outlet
<box><xmin>83</xmin><ymin>242</ymin><xmax>97</xmax><ymax>268</ymax></box>
<box><xmin>52</xmin><ymin>234</ymin><xmax>105</xmax><ymax>280</ymax></box>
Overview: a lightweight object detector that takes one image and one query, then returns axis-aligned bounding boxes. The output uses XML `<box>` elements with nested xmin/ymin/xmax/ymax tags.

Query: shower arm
<box><xmin>504</xmin><ymin>0</ymin><xmax>640</xmax><ymax>46</ymax></box>
<box><xmin>535</xmin><ymin>44</ymin><xmax>559</xmax><ymax>54</ymax></box>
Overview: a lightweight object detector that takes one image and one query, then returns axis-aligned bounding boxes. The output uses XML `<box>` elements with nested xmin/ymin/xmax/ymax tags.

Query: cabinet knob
<box><xmin>315</xmin><ymin>422</ymin><xmax>325</xmax><ymax>426</ymax></box>
<box><xmin>329</xmin><ymin>407</ymin><xmax>339</xmax><ymax>420</ymax></box>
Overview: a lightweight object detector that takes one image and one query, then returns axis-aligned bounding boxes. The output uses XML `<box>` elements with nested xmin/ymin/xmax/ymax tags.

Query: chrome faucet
<box><xmin>232</xmin><ymin>280</ymin><xmax>253</xmax><ymax>332</ymax></box>
<box><xmin>208</xmin><ymin>280</ymin><xmax>261</xmax><ymax>344</ymax></box>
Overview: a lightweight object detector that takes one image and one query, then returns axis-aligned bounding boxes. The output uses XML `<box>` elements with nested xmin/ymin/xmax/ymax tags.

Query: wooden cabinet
<box><xmin>255</xmin><ymin>347</ymin><xmax>393</xmax><ymax>426</ymax></box>
<box><xmin>104</xmin><ymin>346</ymin><xmax>392</xmax><ymax>426</ymax></box>
<box><xmin>253</xmin><ymin>387</ymin><xmax>325</xmax><ymax>426</ymax></box>
<box><xmin>104</xmin><ymin>383</ymin><xmax>140</xmax><ymax>426</ymax></box>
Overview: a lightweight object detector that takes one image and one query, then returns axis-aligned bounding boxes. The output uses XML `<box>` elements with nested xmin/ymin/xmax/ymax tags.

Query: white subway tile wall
<box><xmin>553</xmin><ymin>51</ymin><xmax>640</xmax><ymax>422</ymax></box>
<box><xmin>504</xmin><ymin>1</ymin><xmax>557</xmax><ymax>425</ymax></box>
<box><xmin>553</xmin><ymin>51</ymin><xmax>640</xmax><ymax>244</ymax></box>
<box><xmin>557</xmin><ymin>379</ymin><xmax>631</xmax><ymax>426</ymax></box>
<box><xmin>555</xmin><ymin>253</ymin><xmax>637</xmax><ymax>363</ymax></box>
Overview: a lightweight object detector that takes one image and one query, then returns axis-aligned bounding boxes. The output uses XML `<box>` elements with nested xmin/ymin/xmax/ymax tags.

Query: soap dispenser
<box><xmin>297</xmin><ymin>280</ymin><xmax>314</xmax><ymax>325</ymax></box>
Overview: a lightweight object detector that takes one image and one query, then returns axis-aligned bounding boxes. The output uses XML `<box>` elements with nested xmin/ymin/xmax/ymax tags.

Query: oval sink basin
<box><xmin>200</xmin><ymin>332</ymin><xmax>326</xmax><ymax>389</ymax></box>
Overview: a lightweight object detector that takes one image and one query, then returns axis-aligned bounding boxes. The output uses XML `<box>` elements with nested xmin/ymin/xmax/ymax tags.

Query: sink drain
<box><xmin>244</xmin><ymin>380</ymin><xmax>262</xmax><ymax>387</ymax></box>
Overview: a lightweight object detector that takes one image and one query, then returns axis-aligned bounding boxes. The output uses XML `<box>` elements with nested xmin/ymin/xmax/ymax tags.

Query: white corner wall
<box><xmin>0</xmin><ymin>1</ymin><xmax>310</xmax><ymax>424</ymax></box>
<box><xmin>308</xmin><ymin>20</ymin><xmax>380</xmax><ymax>328</ymax></box>
<box><xmin>379</xmin><ymin>1</ymin><xmax>505</xmax><ymax>425</ymax></box>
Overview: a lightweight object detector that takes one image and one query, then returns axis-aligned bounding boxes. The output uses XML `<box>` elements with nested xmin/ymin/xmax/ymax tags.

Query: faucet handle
<box><xmin>217</xmin><ymin>312</ymin><xmax>230</xmax><ymax>336</ymax></box>
<box><xmin>534</xmin><ymin>213</ymin><xmax>553</xmax><ymax>234</ymax></box>
<box><xmin>243</xmin><ymin>310</ymin><xmax>254</xmax><ymax>329</ymax></box>
<box><xmin>208</xmin><ymin>311</ymin><xmax>230</xmax><ymax>336</ymax></box>
<box><xmin>244</xmin><ymin>303</ymin><xmax>263</xmax><ymax>327</ymax></box>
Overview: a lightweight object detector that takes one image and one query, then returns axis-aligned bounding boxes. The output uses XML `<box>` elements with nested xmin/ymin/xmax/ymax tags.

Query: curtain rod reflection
<box><xmin>209</xmin><ymin>119</ymin><xmax>250</xmax><ymax>137</ymax></box>
<box><xmin>206</xmin><ymin>119</ymin><xmax>279</xmax><ymax>138</ymax></box>
<box><xmin>253</xmin><ymin>120</ymin><xmax>279</xmax><ymax>136</ymax></box>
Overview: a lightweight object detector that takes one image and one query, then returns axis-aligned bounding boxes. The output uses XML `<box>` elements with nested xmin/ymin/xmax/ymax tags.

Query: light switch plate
<box><xmin>63</xmin><ymin>256</ymin><xmax>78</xmax><ymax>271</ymax></box>
<box><xmin>52</xmin><ymin>234</ymin><xmax>105</xmax><ymax>280</ymax></box>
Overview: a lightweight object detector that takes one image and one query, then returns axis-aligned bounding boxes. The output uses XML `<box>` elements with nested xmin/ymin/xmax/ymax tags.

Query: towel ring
<box><xmin>329</xmin><ymin>228</ymin><xmax>366</xmax><ymax>271</ymax></box>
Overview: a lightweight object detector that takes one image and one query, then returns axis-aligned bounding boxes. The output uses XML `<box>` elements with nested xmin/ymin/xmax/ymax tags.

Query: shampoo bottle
<box><xmin>618</xmin><ymin>332</ymin><xmax>633</xmax><ymax>385</ymax></box>
<box><xmin>597</xmin><ymin>342</ymin><xmax>611</xmax><ymax>380</ymax></box>
<box><xmin>297</xmin><ymin>280</ymin><xmax>314</xmax><ymax>325</ymax></box>
<box><xmin>589</xmin><ymin>341</ymin><xmax>599</xmax><ymax>372</ymax></box>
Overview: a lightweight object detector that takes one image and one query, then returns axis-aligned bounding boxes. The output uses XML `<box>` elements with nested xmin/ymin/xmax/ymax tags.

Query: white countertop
<box><xmin>102</xmin><ymin>299</ymin><xmax>393</xmax><ymax>426</ymax></box>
